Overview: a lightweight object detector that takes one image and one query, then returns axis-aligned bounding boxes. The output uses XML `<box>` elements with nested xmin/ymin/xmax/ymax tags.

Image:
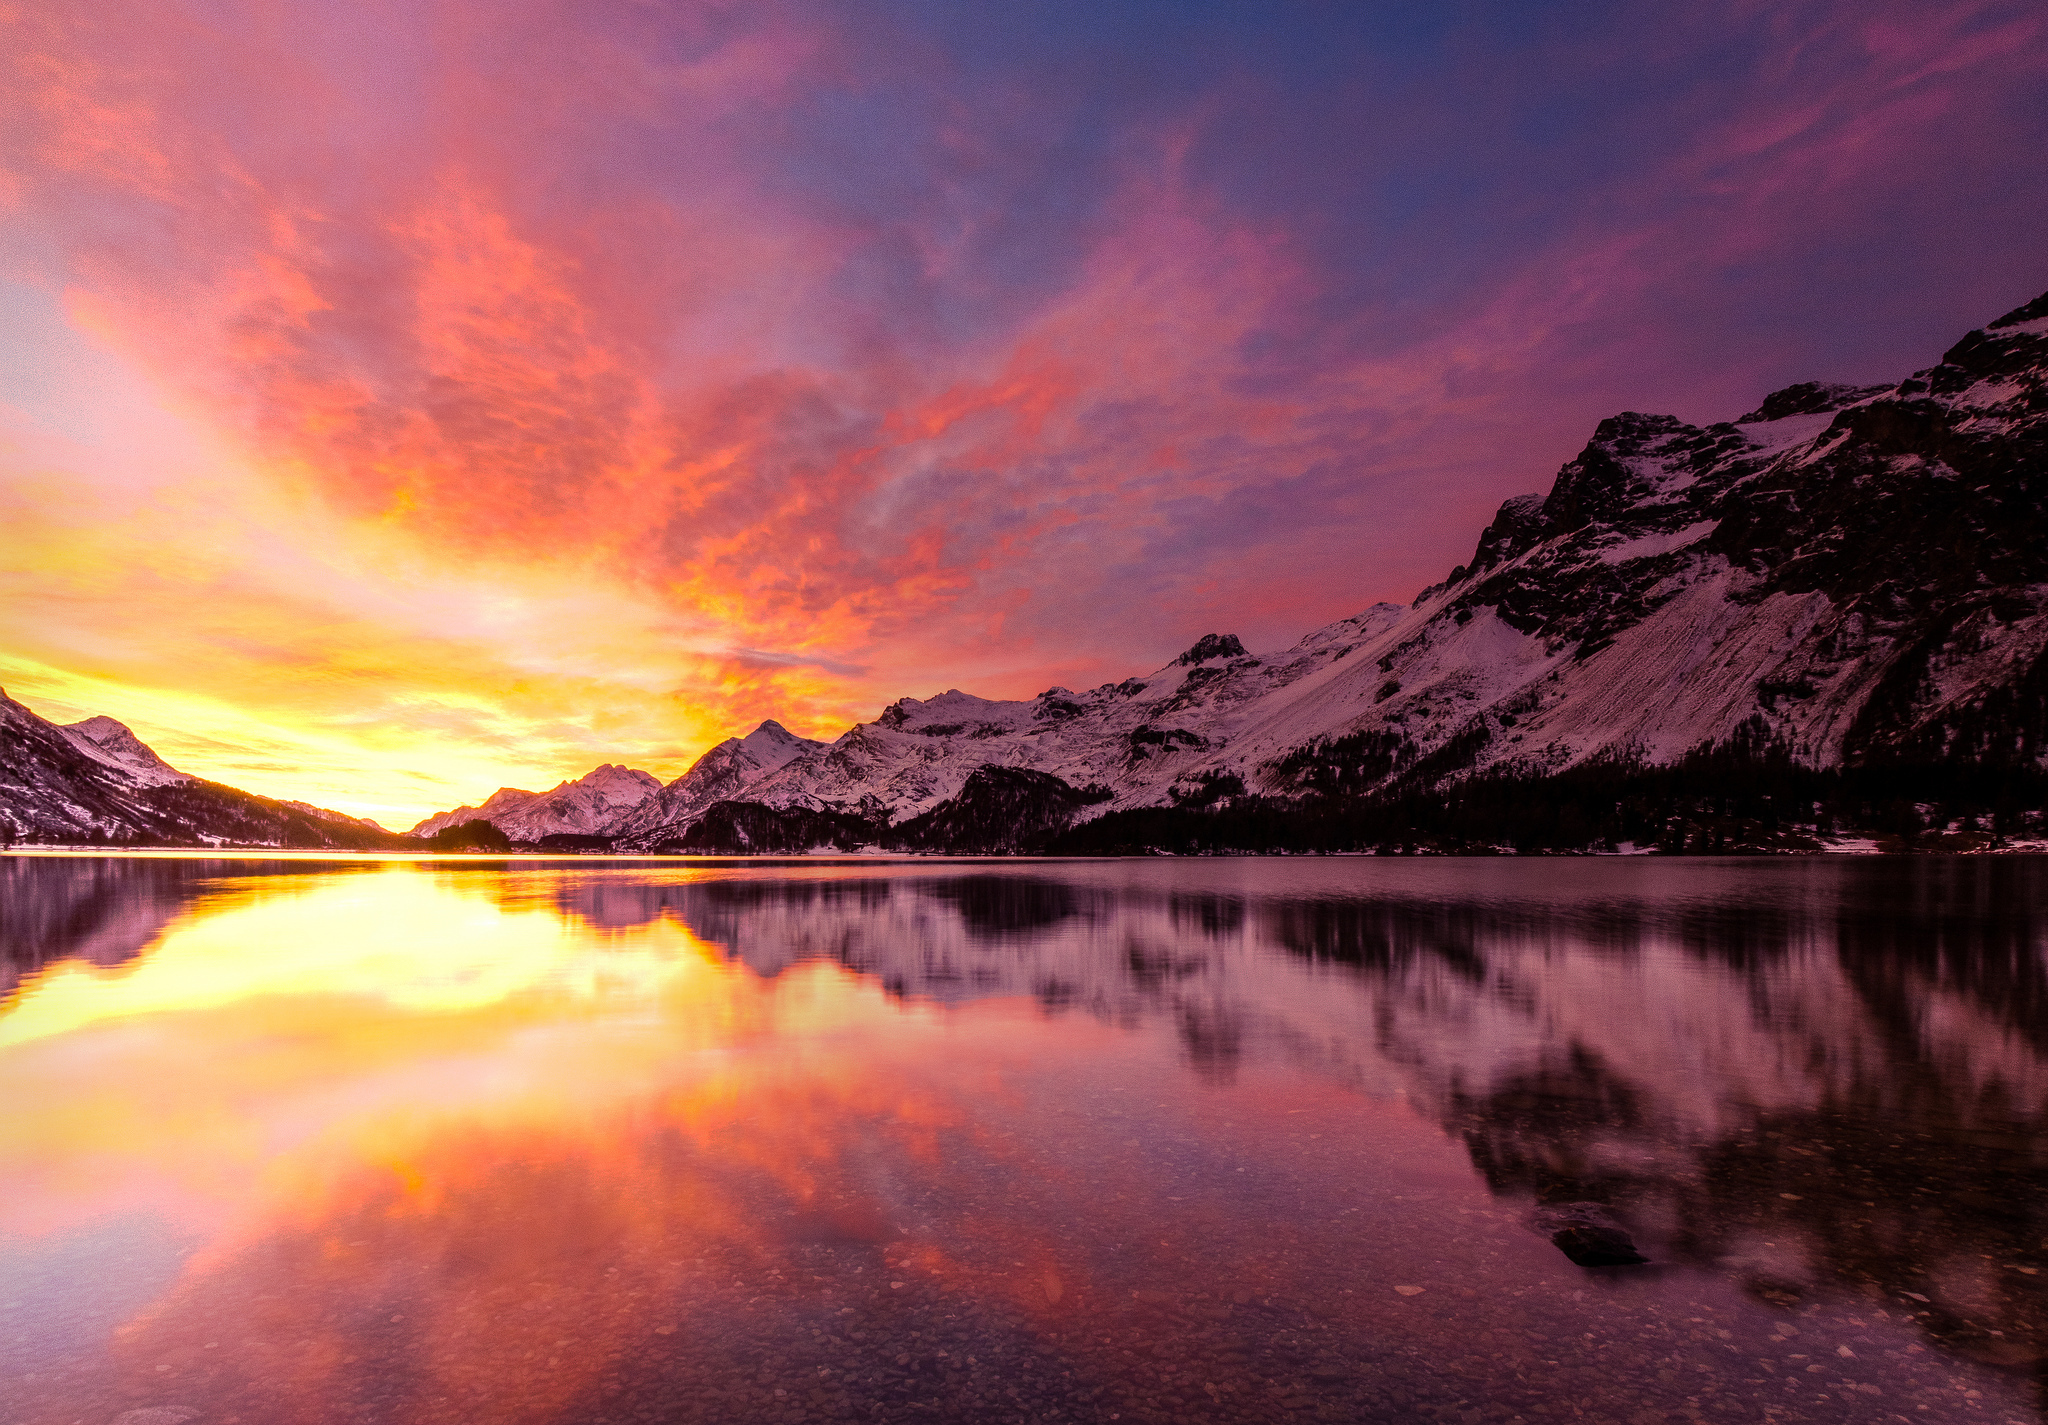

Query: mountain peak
<box><xmin>58</xmin><ymin>715</ymin><xmax>189</xmax><ymax>786</ymax></box>
<box><xmin>577</xmin><ymin>763</ymin><xmax>661</xmax><ymax>791</ymax></box>
<box><xmin>1456</xmin><ymin>493</ymin><xmax>1549</xmax><ymax>583</ymax></box>
<box><xmin>694</xmin><ymin>720</ymin><xmax>822</xmax><ymax>770</ymax></box>
<box><xmin>0</xmin><ymin>690</ymin><xmax>404</xmax><ymax>848</ymax></box>
<box><xmin>65</xmin><ymin>715</ymin><xmax>132</xmax><ymax>742</ymax></box>
<box><xmin>1987</xmin><ymin>289</ymin><xmax>2048</xmax><ymax>331</ymax></box>
<box><xmin>407</xmin><ymin>762</ymin><xmax>659</xmax><ymax>839</ymax></box>
<box><xmin>1175</xmin><ymin>634</ymin><xmax>1247</xmax><ymax>667</ymax></box>
<box><xmin>1735</xmin><ymin>381</ymin><xmax>1883</xmax><ymax>425</ymax></box>
<box><xmin>1589</xmin><ymin>411</ymin><xmax>1688</xmax><ymax>444</ymax></box>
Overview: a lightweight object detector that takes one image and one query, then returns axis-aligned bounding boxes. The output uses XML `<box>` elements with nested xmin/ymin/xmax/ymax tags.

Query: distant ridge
<box><xmin>407</xmin><ymin>763</ymin><xmax>662</xmax><ymax>841</ymax></box>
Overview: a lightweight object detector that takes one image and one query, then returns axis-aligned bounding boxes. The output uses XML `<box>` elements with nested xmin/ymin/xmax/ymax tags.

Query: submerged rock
<box><xmin>1532</xmin><ymin>1202</ymin><xmax>1649</xmax><ymax>1267</ymax></box>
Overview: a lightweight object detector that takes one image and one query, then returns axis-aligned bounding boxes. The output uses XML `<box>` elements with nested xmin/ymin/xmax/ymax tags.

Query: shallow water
<box><xmin>1</xmin><ymin>853</ymin><xmax>2044</xmax><ymax>1425</ymax></box>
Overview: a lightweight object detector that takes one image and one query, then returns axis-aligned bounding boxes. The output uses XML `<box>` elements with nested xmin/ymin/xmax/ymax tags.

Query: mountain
<box><xmin>635</xmin><ymin>286</ymin><xmax>2048</xmax><ymax>852</ymax></box>
<box><xmin>0</xmin><ymin>690</ymin><xmax>412</xmax><ymax>849</ymax></box>
<box><xmin>408</xmin><ymin>763</ymin><xmax>663</xmax><ymax>841</ymax></box>
<box><xmin>888</xmin><ymin>767</ymin><xmax>1114</xmax><ymax>854</ymax></box>
<box><xmin>602</xmin><ymin>721</ymin><xmax>826</xmax><ymax>848</ymax></box>
<box><xmin>280</xmin><ymin>800</ymin><xmax>388</xmax><ymax>832</ymax></box>
<box><xmin>58</xmin><ymin>715</ymin><xmax>191</xmax><ymax>786</ymax></box>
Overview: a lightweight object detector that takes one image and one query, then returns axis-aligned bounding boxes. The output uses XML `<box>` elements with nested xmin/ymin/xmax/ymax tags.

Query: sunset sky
<box><xmin>3</xmin><ymin>0</ymin><xmax>2045</xmax><ymax>826</ymax></box>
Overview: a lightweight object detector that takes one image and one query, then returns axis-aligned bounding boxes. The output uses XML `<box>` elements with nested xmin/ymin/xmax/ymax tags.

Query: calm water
<box><xmin>2</xmin><ymin>855</ymin><xmax>2045</xmax><ymax>1425</ymax></box>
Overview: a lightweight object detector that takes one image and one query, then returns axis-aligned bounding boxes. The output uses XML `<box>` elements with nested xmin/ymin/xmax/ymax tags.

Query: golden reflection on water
<box><xmin>3</xmin><ymin>865</ymin><xmax>912</xmax><ymax>1225</ymax></box>
<box><xmin>3</xmin><ymin>862</ymin><xmax>1162</xmax><ymax>1423</ymax></box>
<box><xmin>2</xmin><ymin>854</ymin><xmax>2045</xmax><ymax>1425</ymax></box>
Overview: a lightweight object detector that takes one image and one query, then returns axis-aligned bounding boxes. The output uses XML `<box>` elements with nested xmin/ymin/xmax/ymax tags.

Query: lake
<box><xmin>1</xmin><ymin>853</ymin><xmax>2044</xmax><ymax>1425</ymax></box>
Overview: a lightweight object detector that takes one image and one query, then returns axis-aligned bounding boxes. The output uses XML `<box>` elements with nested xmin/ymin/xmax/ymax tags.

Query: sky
<box><xmin>2</xmin><ymin>0</ymin><xmax>2045</xmax><ymax>827</ymax></box>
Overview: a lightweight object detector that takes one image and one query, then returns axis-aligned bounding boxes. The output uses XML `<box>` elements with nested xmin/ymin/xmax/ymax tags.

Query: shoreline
<box><xmin>6</xmin><ymin>843</ymin><xmax>2048</xmax><ymax>861</ymax></box>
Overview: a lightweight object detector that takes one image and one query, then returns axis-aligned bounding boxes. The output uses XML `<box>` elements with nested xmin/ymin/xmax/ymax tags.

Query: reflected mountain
<box><xmin>5</xmin><ymin>854</ymin><xmax>2045</xmax><ymax>1398</ymax></box>
<box><xmin>501</xmin><ymin>859</ymin><xmax>2048</xmax><ymax>1384</ymax></box>
<box><xmin>0</xmin><ymin>856</ymin><xmax>377</xmax><ymax>1002</ymax></box>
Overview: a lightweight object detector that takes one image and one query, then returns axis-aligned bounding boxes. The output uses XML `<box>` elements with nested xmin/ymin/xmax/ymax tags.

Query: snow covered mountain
<box><xmin>408</xmin><ymin>721</ymin><xmax>826</xmax><ymax>849</ymax></box>
<box><xmin>603</xmin><ymin>721</ymin><xmax>824</xmax><ymax>843</ymax></box>
<box><xmin>58</xmin><ymin>715</ymin><xmax>192</xmax><ymax>787</ymax></box>
<box><xmin>613</xmin><ymin>286</ymin><xmax>2048</xmax><ymax>849</ymax></box>
<box><xmin>408</xmin><ymin>763</ymin><xmax>663</xmax><ymax>841</ymax></box>
<box><xmin>0</xmin><ymin>690</ymin><xmax>408</xmax><ymax>848</ymax></box>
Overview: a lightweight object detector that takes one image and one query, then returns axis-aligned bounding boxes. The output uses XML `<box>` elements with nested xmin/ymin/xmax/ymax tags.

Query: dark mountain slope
<box><xmin>0</xmin><ymin>690</ymin><xmax>412</xmax><ymax>849</ymax></box>
<box><xmin>885</xmin><ymin>767</ymin><xmax>1112</xmax><ymax>854</ymax></box>
<box><xmin>649</xmin><ymin>801</ymin><xmax>877</xmax><ymax>854</ymax></box>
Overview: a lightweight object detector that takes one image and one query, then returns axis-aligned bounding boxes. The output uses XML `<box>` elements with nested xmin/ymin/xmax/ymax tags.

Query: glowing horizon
<box><xmin>4</xmin><ymin>1</ymin><xmax>2044</xmax><ymax>825</ymax></box>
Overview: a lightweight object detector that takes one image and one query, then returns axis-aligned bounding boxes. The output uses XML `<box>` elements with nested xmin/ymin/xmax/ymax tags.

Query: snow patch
<box><xmin>1735</xmin><ymin>410</ymin><xmax>1839</xmax><ymax>455</ymax></box>
<box><xmin>1597</xmin><ymin>520</ymin><xmax>1719</xmax><ymax>564</ymax></box>
<box><xmin>58</xmin><ymin>716</ymin><xmax>190</xmax><ymax>787</ymax></box>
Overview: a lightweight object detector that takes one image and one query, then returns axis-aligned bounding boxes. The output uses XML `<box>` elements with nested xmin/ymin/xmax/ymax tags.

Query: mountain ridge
<box><xmin>407</xmin><ymin>763</ymin><xmax>663</xmax><ymax>840</ymax></box>
<box><xmin>0</xmin><ymin>690</ymin><xmax>412</xmax><ymax>849</ymax></box>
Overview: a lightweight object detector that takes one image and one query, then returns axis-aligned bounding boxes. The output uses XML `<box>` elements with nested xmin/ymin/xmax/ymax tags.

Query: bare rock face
<box><xmin>1176</xmin><ymin>633</ymin><xmax>1249</xmax><ymax>666</ymax></box>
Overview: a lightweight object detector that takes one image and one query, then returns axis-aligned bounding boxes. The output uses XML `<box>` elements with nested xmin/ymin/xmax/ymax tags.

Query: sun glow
<box><xmin>0</xmin><ymin>864</ymin><xmax>973</xmax><ymax>1232</ymax></box>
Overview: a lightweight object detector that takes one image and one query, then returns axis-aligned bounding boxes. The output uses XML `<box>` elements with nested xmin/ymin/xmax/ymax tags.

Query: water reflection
<box><xmin>0</xmin><ymin>856</ymin><xmax>373</xmax><ymax>1000</ymax></box>
<box><xmin>1</xmin><ymin>854</ymin><xmax>2044</xmax><ymax>1424</ymax></box>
